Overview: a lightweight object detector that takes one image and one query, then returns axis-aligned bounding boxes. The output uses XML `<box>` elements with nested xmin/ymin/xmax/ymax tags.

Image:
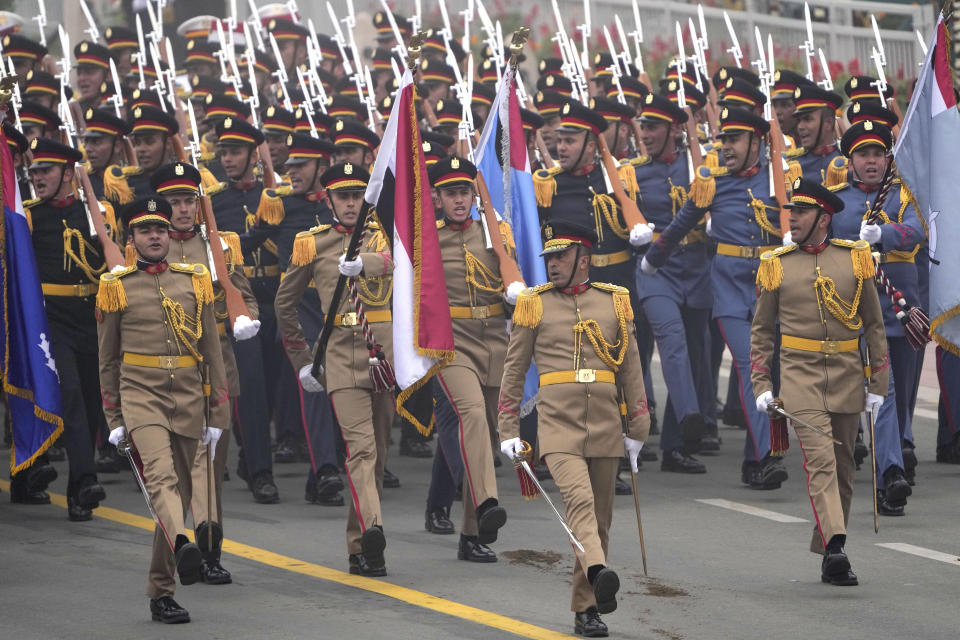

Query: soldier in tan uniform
<box><xmin>150</xmin><ymin>161</ymin><xmax>261</xmax><ymax>585</ymax></box>
<box><xmin>498</xmin><ymin>221</ymin><xmax>650</xmax><ymax>638</ymax></box>
<box><xmin>751</xmin><ymin>179</ymin><xmax>889</xmax><ymax>586</ymax></box>
<box><xmin>426</xmin><ymin>156</ymin><xmax>521</xmax><ymax>561</ymax></box>
<box><xmin>275</xmin><ymin>162</ymin><xmax>395</xmax><ymax>576</ymax></box>
<box><xmin>97</xmin><ymin>197</ymin><xmax>229</xmax><ymax>623</ymax></box>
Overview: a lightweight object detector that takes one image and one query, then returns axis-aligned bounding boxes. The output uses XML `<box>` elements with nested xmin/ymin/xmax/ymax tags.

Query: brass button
<box><xmin>586</xmin><ymin>393</ymin><xmax>591</xmax><ymax>398</ymax></box>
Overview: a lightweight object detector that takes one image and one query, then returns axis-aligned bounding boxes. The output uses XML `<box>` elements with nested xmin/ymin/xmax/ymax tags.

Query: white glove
<box><xmin>622</xmin><ymin>435</ymin><xmax>644</xmax><ymax>473</ymax></box>
<box><xmin>782</xmin><ymin>231</ymin><xmax>794</xmax><ymax>246</ymax></box>
<box><xmin>705</xmin><ymin>217</ymin><xmax>713</xmax><ymax>237</ymax></box>
<box><xmin>628</xmin><ymin>222</ymin><xmax>655</xmax><ymax>247</ymax></box>
<box><xmin>108</xmin><ymin>426</ymin><xmax>127</xmax><ymax>446</ymax></box>
<box><xmin>504</xmin><ymin>281</ymin><xmax>526</xmax><ymax>306</ymax></box>
<box><xmin>499</xmin><ymin>436</ymin><xmax>524</xmax><ymax>459</ymax></box>
<box><xmin>756</xmin><ymin>390</ymin><xmax>774</xmax><ymax>413</ymax></box>
<box><xmin>110</xmin><ymin>264</ymin><xmax>128</xmax><ymax>274</ymax></box>
<box><xmin>338</xmin><ymin>253</ymin><xmax>363</xmax><ymax>277</ymax></box>
<box><xmin>865</xmin><ymin>392</ymin><xmax>884</xmax><ymax>416</ymax></box>
<box><xmin>859</xmin><ymin>221</ymin><xmax>882</xmax><ymax>244</ymax></box>
<box><xmin>201</xmin><ymin>427</ymin><xmax>223</xmax><ymax>461</ymax></box>
<box><xmin>232</xmin><ymin>314</ymin><xmax>261</xmax><ymax>341</ymax></box>
<box><xmin>299</xmin><ymin>364</ymin><xmax>324</xmax><ymax>393</ymax></box>
<box><xmin>639</xmin><ymin>255</ymin><xmax>657</xmax><ymax>275</ymax></box>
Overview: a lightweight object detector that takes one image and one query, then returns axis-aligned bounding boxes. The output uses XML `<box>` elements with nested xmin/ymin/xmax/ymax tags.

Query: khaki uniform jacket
<box><xmin>97</xmin><ymin>262</ymin><xmax>230</xmax><ymax>437</ymax></box>
<box><xmin>750</xmin><ymin>240</ymin><xmax>889</xmax><ymax>414</ymax></box>
<box><xmin>498</xmin><ymin>282</ymin><xmax>650</xmax><ymax>457</ymax></box>
<box><xmin>275</xmin><ymin>222</ymin><xmax>394</xmax><ymax>394</ymax></box>
<box><xmin>437</xmin><ymin>218</ymin><xmax>513</xmax><ymax>385</ymax></box>
<box><xmin>167</xmin><ymin>229</ymin><xmax>259</xmax><ymax>397</ymax></box>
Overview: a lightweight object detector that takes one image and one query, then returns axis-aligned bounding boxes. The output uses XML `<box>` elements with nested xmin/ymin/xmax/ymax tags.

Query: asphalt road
<box><xmin>1</xmin><ymin>344</ymin><xmax>955</xmax><ymax>640</ymax></box>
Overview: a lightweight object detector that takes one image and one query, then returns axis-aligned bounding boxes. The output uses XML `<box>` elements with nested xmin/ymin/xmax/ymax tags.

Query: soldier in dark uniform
<box><xmin>770</xmin><ymin>69</ymin><xmax>815</xmax><ymax>145</ymax></box>
<box><xmin>23</xmin><ymin>70</ymin><xmax>70</xmax><ymax>111</ymax></box>
<box><xmin>4</xmin><ymin>122</ymin><xmax>32</xmax><ymax>202</ymax></box>
<box><xmin>104</xmin><ymin>26</ymin><xmax>138</xmax><ymax>78</ymax></box>
<box><xmin>248</xmin><ymin>132</ymin><xmax>346</xmax><ymax>504</ymax></box>
<box><xmin>331</xmin><ymin>118</ymin><xmax>380</xmax><ymax>168</ymax></box>
<box><xmin>73</xmin><ymin>41</ymin><xmax>111</xmax><ymax>112</ymax></box>
<box><xmin>82</xmin><ymin>108</ymin><xmax>134</xmax><ymax>205</ymax></box>
<box><xmin>18</xmin><ymin>100</ymin><xmax>62</xmax><ymax>143</ymax></box>
<box><xmin>126</xmin><ymin>106</ymin><xmax>180</xmax><ymax>197</ymax></box>
<box><xmin>262</xmin><ymin>105</ymin><xmax>297</xmax><ymax>175</ymax></box>
<box><xmin>23</xmin><ymin>138</ymin><xmax>107</xmax><ymax>520</ymax></box>
<box><xmin>2</xmin><ymin>34</ymin><xmax>47</xmax><ymax>85</ymax></box>
<box><xmin>787</xmin><ymin>85</ymin><xmax>843</xmax><ymax>184</ymax></box>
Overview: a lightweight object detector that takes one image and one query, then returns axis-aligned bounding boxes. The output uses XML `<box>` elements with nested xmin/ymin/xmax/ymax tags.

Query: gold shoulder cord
<box><xmin>357</xmin><ymin>228</ymin><xmax>394</xmax><ymax>306</ymax></box>
<box><xmin>62</xmin><ymin>223</ymin><xmax>106</xmax><ymax>283</ymax></box>
<box><xmin>668</xmin><ymin>178</ymin><xmax>687</xmax><ymax>217</ymax></box>
<box><xmin>159</xmin><ymin>284</ymin><xmax>205</xmax><ymax>361</ymax></box>
<box><xmin>463</xmin><ymin>247</ymin><xmax>503</xmax><ymax>306</ymax></box>
<box><xmin>590</xmin><ymin>189</ymin><xmax>629</xmax><ymax>241</ymax></box>
<box><xmin>747</xmin><ymin>188</ymin><xmax>782</xmax><ymax>238</ymax></box>
<box><xmin>572</xmin><ymin>298</ymin><xmax>630</xmax><ymax>372</ymax></box>
<box><xmin>814</xmin><ymin>266</ymin><xmax>864</xmax><ymax>330</ymax></box>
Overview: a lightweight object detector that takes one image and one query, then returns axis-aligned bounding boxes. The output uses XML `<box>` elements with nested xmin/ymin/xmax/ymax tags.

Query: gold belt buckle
<box><xmin>593</xmin><ymin>254</ymin><xmax>609</xmax><ymax>267</ymax></box>
<box><xmin>341</xmin><ymin>312</ymin><xmax>358</xmax><ymax>326</ymax></box>
<box><xmin>74</xmin><ymin>284</ymin><xmax>86</xmax><ymax>296</ymax></box>
<box><xmin>738</xmin><ymin>246</ymin><xmax>754</xmax><ymax>258</ymax></box>
<box><xmin>576</xmin><ymin>368</ymin><xmax>596</xmax><ymax>383</ymax></box>
<box><xmin>820</xmin><ymin>340</ymin><xmax>840</xmax><ymax>355</ymax></box>
<box><xmin>471</xmin><ymin>306</ymin><xmax>489</xmax><ymax>319</ymax></box>
<box><xmin>160</xmin><ymin>355</ymin><xmax>179</xmax><ymax>369</ymax></box>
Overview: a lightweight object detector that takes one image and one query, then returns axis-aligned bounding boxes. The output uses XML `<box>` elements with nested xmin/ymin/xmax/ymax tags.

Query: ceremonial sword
<box><xmin>512</xmin><ymin>445</ymin><xmax>585</xmax><ymax>552</ymax></box>
<box><xmin>768</xmin><ymin>401</ymin><xmax>842</xmax><ymax>445</ymax></box>
<box><xmin>116</xmin><ymin>436</ymin><xmax>161</xmax><ymax>526</ymax></box>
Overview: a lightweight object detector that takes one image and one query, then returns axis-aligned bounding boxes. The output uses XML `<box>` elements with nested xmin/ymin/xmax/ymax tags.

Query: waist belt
<box><xmin>333</xmin><ymin>309</ymin><xmax>392</xmax><ymax>326</ymax></box>
<box><xmin>652</xmin><ymin>230</ymin><xmax>707</xmax><ymax>246</ymax></box>
<box><xmin>715</xmin><ymin>243</ymin><xmax>779</xmax><ymax>259</ymax></box>
<box><xmin>781</xmin><ymin>335</ymin><xmax>859</xmax><ymax>354</ymax></box>
<box><xmin>243</xmin><ymin>264</ymin><xmax>281</xmax><ymax>278</ymax></box>
<box><xmin>123</xmin><ymin>352</ymin><xmax>199</xmax><ymax>369</ymax></box>
<box><xmin>41</xmin><ymin>282</ymin><xmax>98</xmax><ymax>297</ymax></box>
<box><xmin>876</xmin><ymin>252</ymin><xmax>915</xmax><ymax>264</ymax></box>
<box><xmin>450</xmin><ymin>302</ymin><xmax>504</xmax><ymax>319</ymax></box>
<box><xmin>539</xmin><ymin>369</ymin><xmax>616</xmax><ymax>386</ymax></box>
<box><xmin>590</xmin><ymin>250</ymin><xmax>631</xmax><ymax>267</ymax></box>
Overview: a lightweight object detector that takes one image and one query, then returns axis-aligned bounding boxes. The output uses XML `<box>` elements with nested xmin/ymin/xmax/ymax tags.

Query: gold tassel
<box><xmin>704</xmin><ymin>149</ymin><xmax>719</xmax><ymax>169</ymax></box>
<box><xmin>100</xmin><ymin>200</ymin><xmax>119</xmax><ymax>242</ymax></box>
<box><xmin>612</xmin><ymin>289</ymin><xmax>634</xmax><ymax>322</ymax></box>
<box><xmin>689</xmin><ymin>166</ymin><xmax>716</xmax><ymax>208</ymax></box>
<box><xmin>103</xmin><ymin>165</ymin><xmax>134</xmax><ymax>204</ymax></box>
<box><xmin>533</xmin><ymin>169</ymin><xmax>557</xmax><ymax>208</ymax></box>
<box><xmin>121</xmin><ymin>165</ymin><xmax>143</xmax><ymax>178</ymax></box>
<box><xmin>24</xmin><ymin>206</ymin><xmax>33</xmax><ymax>233</ymax></box>
<box><xmin>756</xmin><ymin>251</ymin><xmax>784</xmax><ymax>291</ymax></box>
<box><xmin>512</xmin><ymin>290</ymin><xmax>542</xmax><ymax>328</ymax></box>
<box><xmin>825</xmin><ymin>157</ymin><xmax>848</xmax><ymax>188</ymax></box>
<box><xmin>851</xmin><ymin>240</ymin><xmax>875</xmax><ymax>279</ymax></box>
<box><xmin>291</xmin><ymin>232</ymin><xmax>318</xmax><ymax>266</ymax></box>
<box><xmin>498</xmin><ymin>220</ymin><xmax>515</xmax><ymax>252</ymax></box>
<box><xmin>199</xmin><ymin>166</ymin><xmax>220</xmax><ymax>192</ymax></box>
<box><xmin>95</xmin><ymin>273</ymin><xmax>128</xmax><ymax>312</ymax></box>
<box><xmin>193</xmin><ymin>268</ymin><xmax>215</xmax><ymax>305</ymax></box>
<box><xmin>617</xmin><ymin>161</ymin><xmax>639</xmax><ymax>201</ymax></box>
<box><xmin>124</xmin><ymin>241</ymin><xmax>137</xmax><ymax>266</ymax></box>
<box><xmin>785</xmin><ymin>161</ymin><xmax>803</xmax><ymax>187</ymax></box>
<box><xmin>221</xmin><ymin>232</ymin><xmax>244</xmax><ymax>266</ymax></box>
<box><xmin>256</xmin><ymin>187</ymin><xmax>289</xmax><ymax>225</ymax></box>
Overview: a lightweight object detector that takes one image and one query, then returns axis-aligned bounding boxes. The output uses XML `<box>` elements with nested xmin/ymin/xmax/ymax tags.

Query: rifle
<box><xmin>475</xmin><ymin>173</ymin><xmax>524</xmax><ymax>287</ymax></box>
<box><xmin>33</xmin><ymin>0</ymin><xmax>47</xmax><ymax>47</ymax></box>
<box><xmin>675</xmin><ymin>23</ymin><xmax>704</xmax><ymax>172</ymax></box>
<box><xmin>722</xmin><ymin>11</ymin><xmax>742</xmax><ymax>69</ymax></box>
<box><xmin>801</xmin><ymin>3</ymin><xmax>816</xmax><ymax>81</ymax></box>
<box><xmin>755</xmin><ymin>30</ymin><xmax>789</xmax><ymax>237</ymax></box>
<box><xmin>628</xmin><ymin>0</ymin><xmax>651</xmax><ymax>87</ymax></box>
<box><xmin>870</xmin><ymin>16</ymin><xmax>903</xmax><ymax>138</ymax></box>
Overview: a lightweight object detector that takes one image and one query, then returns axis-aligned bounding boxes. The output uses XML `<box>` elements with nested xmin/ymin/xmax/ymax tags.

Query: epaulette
<box><xmin>170</xmin><ymin>262</ymin><xmax>215</xmax><ymax>305</ymax></box>
<box><xmin>704</xmin><ymin>148</ymin><xmax>720</xmax><ymax>169</ymax></box>
<box><xmin>616</xmin><ymin>159</ymin><xmax>639</xmax><ymax>200</ymax></box>
<box><xmin>756</xmin><ymin>244</ymin><xmax>798</xmax><ymax>291</ymax></box>
<box><xmin>689</xmin><ymin>164</ymin><xmax>725</xmax><ymax>208</ymax></box>
<box><xmin>827</xmin><ymin>181</ymin><xmax>849</xmax><ymax>192</ymax></box>
<box><xmin>785</xmin><ymin>146</ymin><xmax>806</xmax><ymax>159</ymax></box>
<box><xmin>100</xmin><ymin>200</ymin><xmax>119</xmax><ymax>242</ymax></box>
<box><xmin>825</xmin><ymin>156</ymin><xmax>848</xmax><ymax>188</ymax></box>
<box><xmin>120</xmin><ymin>165</ymin><xmax>143</xmax><ymax>177</ymax></box>
<box><xmin>23</xmin><ymin>198</ymin><xmax>40</xmax><ymax>232</ymax></box>
<box><xmin>220</xmin><ymin>231</ymin><xmax>244</xmax><ymax>266</ymax></box>
<box><xmin>103</xmin><ymin>165</ymin><xmax>134</xmax><ymax>204</ymax></box>
<box><xmin>200</xmin><ymin>150</ymin><xmax>216</xmax><ymax>164</ymax></box>
<box><xmin>785</xmin><ymin>160</ymin><xmax>802</xmax><ymax>186</ymax></box>
<box><xmin>205</xmin><ymin>181</ymin><xmax>229</xmax><ymax>197</ymax></box>
<box><xmin>255</xmin><ymin>186</ymin><xmax>293</xmax><ymax>225</ymax></box>
<box><xmin>590</xmin><ymin>282</ymin><xmax>634</xmax><ymax>322</ymax></box>
<box><xmin>95</xmin><ymin>265</ymin><xmax>137</xmax><ymax>312</ymax></box>
<box><xmin>533</xmin><ymin>166</ymin><xmax>562</xmax><ymax>208</ymax></box>
<box><xmin>830</xmin><ymin>238</ymin><xmax>875</xmax><ymax>278</ymax></box>
<box><xmin>23</xmin><ymin>197</ymin><xmax>42</xmax><ymax>208</ymax></box>
<box><xmin>199</xmin><ymin>166</ymin><xmax>220</xmax><ymax>192</ymax></box>
<box><xmin>290</xmin><ymin>224</ymin><xmax>332</xmax><ymax>266</ymax></box>
<box><xmin>625</xmin><ymin>155</ymin><xmax>650</xmax><ymax>168</ymax></box>
<box><xmin>512</xmin><ymin>282</ymin><xmax>554</xmax><ymax>328</ymax></box>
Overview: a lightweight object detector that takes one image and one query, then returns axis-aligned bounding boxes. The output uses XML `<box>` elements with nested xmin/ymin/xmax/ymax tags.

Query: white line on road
<box><xmin>876</xmin><ymin>543</ymin><xmax>960</xmax><ymax>565</ymax></box>
<box><xmin>695</xmin><ymin>498</ymin><xmax>809</xmax><ymax>523</ymax></box>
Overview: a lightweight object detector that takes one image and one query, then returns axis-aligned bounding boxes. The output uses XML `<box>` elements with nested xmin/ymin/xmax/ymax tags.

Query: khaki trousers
<box><xmin>330</xmin><ymin>388</ymin><xmax>394</xmax><ymax>554</ymax></box>
<box><xmin>190</xmin><ymin>430</ymin><xmax>230</xmax><ymax>526</ymax></box>
<box><xmin>130</xmin><ymin>425</ymin><xmax>198</xmax><ymax>599</ymax></box>
<box><xmin>437</xmin><ymin>366</ymin><xmax>499</xmax><ymax>536</ymax></box>
<box><xmin>792</xmin><ymin>410</ymin><xmax>859</xmax><ymax>554</ymax></box>
<box><xmin>545</xmin><ymin>453</ymin><xmax>619</xmax><ymax>613</ymax></box>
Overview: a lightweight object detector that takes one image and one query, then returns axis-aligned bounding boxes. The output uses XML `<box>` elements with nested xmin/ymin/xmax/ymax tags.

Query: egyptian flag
<box><xmin>365</xmin><ymin>67</ymin><xmax>454</xmax><ymax>434</ymax></box>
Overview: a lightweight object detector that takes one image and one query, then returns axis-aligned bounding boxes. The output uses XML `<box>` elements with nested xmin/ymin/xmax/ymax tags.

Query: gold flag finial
<box><xmin>405</xmin><ymin>31</ymin><xmax>427</xmax><ymax>70</ymax></box>
<box><xmin>509</xmin><ymin>27</ymin><xmax>531</xmax><ymax>67</ymax></box>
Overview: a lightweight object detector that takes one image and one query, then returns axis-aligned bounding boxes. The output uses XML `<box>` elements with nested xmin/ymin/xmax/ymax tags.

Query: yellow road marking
<box><xmin>0</xmin><ymin>479</ymin><xmax>575</xmax><ymax>639</ymax></box>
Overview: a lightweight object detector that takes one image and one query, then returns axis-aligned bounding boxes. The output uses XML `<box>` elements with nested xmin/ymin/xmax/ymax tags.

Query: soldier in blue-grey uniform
<box><xmin>641</xmin><ymin>107</ymin><xmax>796</xmax><ymax>489</ymax></box>
<box><xmin>786</xmin><ymin>85</ymin><xmax>843</xmax><ymax>184</ymax></box>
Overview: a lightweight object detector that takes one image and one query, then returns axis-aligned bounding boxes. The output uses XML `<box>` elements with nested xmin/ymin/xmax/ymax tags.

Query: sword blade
<box><xmin>774</xmin><ymin>406</ymin><xmax>842</xmax><ymax>444</ymax></box>
<box><xmin>117</xmin><ymin>439</ymin><xmax>161</xmax><ymax>526</ymax></box>
<box><xmin>517</xmin><ymin>459</ymin><xmax>585</xmax><ymax>552</ymax></box>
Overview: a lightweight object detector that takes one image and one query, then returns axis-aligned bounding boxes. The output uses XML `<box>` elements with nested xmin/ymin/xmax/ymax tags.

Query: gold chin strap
<box><xmin>814</xmin><ymin>265</ymin><xmax>864</xmax><ymax>330</ymax></box>
<box><xmin>62</xmin><ymin>223</ymin><xmax>106</xmax><ymax>283</ymax></box>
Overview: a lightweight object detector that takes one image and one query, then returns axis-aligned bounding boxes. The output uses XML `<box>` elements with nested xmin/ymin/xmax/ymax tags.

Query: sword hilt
<box><xmin>511</xmin><ymin>440</ymin><xmax>533</xmax><ymax>468</ymax></box>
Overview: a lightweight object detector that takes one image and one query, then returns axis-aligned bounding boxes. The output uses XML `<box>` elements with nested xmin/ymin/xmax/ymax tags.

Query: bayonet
<box><xmin>108</xmin><ymin>59</ymin><xmax>125</xmax><ymax>118</ymax></box>
<box><xmin>723</xmin><ymin>11</ymin><xmax>742</xmax><ymax>68</ymax></box>
<box><xmin>817</xmin><ymin>47</ymin><xmax>833</xmax><ymax>90</ymax></box>
<box><xmin>247</xmin><ymin>0</ymin><xmax>266</xmax><ymax>51</ymax></box>
<box><xmin>34</xmin><ymin>0</ymin><xmax>47</xmax><ymax>47</ymax></box>
<box><xmin>79</xmin><ymin>0</ymin><xmax>100</xmax><ymax>43</ymax></box>
<box><xmin>801</xmin><ymin>3</ymin><xmax>816</xmax><ymax>81</ymax></box>
<box><xmin>135</xmin><ymin>14</ymin><xmax>148</xmax><ymax>89</ymax></box>
<box><xmin>871</xmin><ymin>15</ymin><xmax>886</xmax><ymax>67</ymax></box>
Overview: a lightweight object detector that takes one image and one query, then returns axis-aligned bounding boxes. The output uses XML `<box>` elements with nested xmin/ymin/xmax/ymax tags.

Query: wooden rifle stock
<box><xmin>421</xmin><ymin>97</ymin><xmax>440</xmax><ymax>129</ymax></box>
<box><xmin>886</xmin><ymin>97</ymin><xmax>903</xmax><ymax>139</ymax></box>
<box><xmin>198</xmin><ymin>191</ymin><xmax>251</xmax><ymax>325</ymax></box>
<box><xmin>767</xmin><ymin>115</ymin><xmax>791</xmax><ymax>236</ymax></box>
<box><xmin>683</xmin><ymin>106</ymin><xmax>704</xmax><ymax>169</ymax></box>
<box><xmin>76</xmin><ymin>164</ymin><xmax>125</xmax><ymax>269</ymax></box>
<box><xmin>628</xmin><ymin>119</ymin><xmax>648</xmax><ymax>157</ymax></box>
<box><xmin>595</xmin><ymin>133</ymin><xmax>646</xmax><ymax>226</ymax></box>
<box><xmin>534</xmin><ymin>130</ymin><xmax>557</xmax><ymax>169</ymax></box>
<box><xmin>257</xmin><ymin>139</ymin><xmax>278</xmax><ymax>188</ymax></box>
<box><xmin>474</xmin><ymin>172</ymin><xmax>525</xmax><ymax>287</ymax></box>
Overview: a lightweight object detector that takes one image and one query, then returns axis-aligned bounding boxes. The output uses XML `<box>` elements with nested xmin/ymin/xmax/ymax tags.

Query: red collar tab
<box><xmin>737</xmin><ymin>164</ymin><xmax>761</xmax><ymax>178</ymax></box>
<box><xmin>812</xmin><ymin>144</ymin><xmax>837</xmax><ymax>156</ymax></box>
<box><xmin>305</xmin><ymin>190</ymin><xmax>327</xmax><ymax>202</ymax></box>
<box><xmin>854</xmin><ymin>179</ymin><xmax>880</xmax><ymax>193</ymax></box>
<box><xmin>657</xmin><ymin>152</ymin><xmax>679</xmax><ymax>165</ymax></box>
<box><xmin>571</xmin><ymin>163</ymin><xmax>595</xmax><ymax>177</ymax></box>
<box><xmin>333</xmin><ymin>222</ymin><xmax>353</xmax><ymax>234</ymax></box>
<box><xmin>800</xmin><ymin>238</ymin><xmax>829</xmax><ymax>254</ymax></box>
<box><xmin>50</xmin><ymin>195</ymin><xmax>76</xmax><ymax>207</ymax></box>
<box><xmin>560</xmin><ymin>281</ymin><xmax>590</xmax><ymax>295</ymax></box>
<box><xmin>232</xmin><ymin>178</ymin><xmax>257</xmax><ymax>191</ymax></box>
<box><xmin>138</xmin><ymin>259</ymin><xmax>169</xmax><ymax>274</ymax></box>
<box><xmin>169</xmin><ymin>228</ymin><xmax>197</xmax><ymax>241</ymax></box>
<box><xmin>445</xmin><ymin>217</ymin><xmax>473</xmax><ymax>231</ymax></box>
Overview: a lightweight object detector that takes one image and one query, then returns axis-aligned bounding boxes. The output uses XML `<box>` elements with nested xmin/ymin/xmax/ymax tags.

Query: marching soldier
<box><xmin>828</xmin><ymin>121</ymin><xmax>921</xmax><ymax>512</ymax></box>
<box><xmin>82</xmin><ymin>107</ymin><xmax>134</xmax><ymax>206</ymax></box>
<box><xmin>261</xmin><ymin>105</ymin><xmax>296</xmax><ymax>175</ymax></box>
<box><xmin>23</xmin><ymin>70</ymin><xmax>70</xmax><ymax>111</ymax></box>
<box><xmin>425</xmin><ymin>156</ymin><xmax>515</xmax><ymax>561</ymax></box>
<box><xmin>770</xmin><ymin>70</ymin><xmax>814</xmax><ymax>144</ymax></box>
<box><xmin>642</xmin><ymin>107</ymin><xmax>796</xmax><ymax>489</ymax></box>
<box><xmin>149</xmin><ymin>160</ymin><xmax>263</xmax><ymax>582</ymax></box>
<box><xmin>498</xmin><ymin>220</ymin><xmax>649</xmax><ymax>637</ymax></box>
<box><xmin>2</xmin><ymin>33</ymin><xmax>47</xmax><ymax>84</ymax></box>
<box><xmin>126</xmin><ymin>106</ymin><xmax>181</xmax><ymax>197</ymax></box>
<box><xmin>73</xmin><ymin>41</ymin><xmax>111</xmax><ymax>112</ymax></box>
<box><xmin>4</xmin><ymin>121</ymin><xmax>32</xmax><ymax>201</ymax></box>
<box><xmin>787</xmin><ymin>85</ymin><xmax>843</xmax><ymax>183</ymax></box>
<box><xmin>751</xmin><ymin>179</ymin><xmax>888</xmax><ymax>586</ymax></box>
<box><xmin>631</xmin><ymin>94</ymin><xmax>713</xmax><ymax>472</ymax></box>
<box><xmin>275</xmin><ymin>162</ymin><xmax>395</xmax><ymax>576</ymax></box>
<box><xmin>97</xmin><ymin>196</ymin><xmax>229</xmax><ymax>623</ymax></box>
<box><xmin>104</xmin><ymin>26</ymin><xmax>138</xmax><ymax>78</ymax></box>
<box><xmin>23</xmin><ymin>138</ymin><xmax>107</xmax><ymax>520</ymax></box>
<box><xmin>19</xmin><ymin>100</ymin><xmax>62</xmax><ymax>143</ymax></box>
